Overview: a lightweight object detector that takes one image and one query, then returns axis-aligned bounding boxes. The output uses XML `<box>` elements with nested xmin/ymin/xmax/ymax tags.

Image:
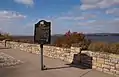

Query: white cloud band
<box><xmin>14</xmin><ymin>0</ymin><xmax>34</xmax><ymax>6</ymax></box>
<box><xmin>80</xmin><ymin>0</ymin><xmax>119</xmax><ymax>10</ymax></box>
<box><xmin>0</xmin><ymin>10</ymin><xmax>26</xmax><ymax>34</ymax></box>
<box><xmin>0</xmin><ymin>11</ymin><xmax>26</xmax><ymax>19</ymax></box>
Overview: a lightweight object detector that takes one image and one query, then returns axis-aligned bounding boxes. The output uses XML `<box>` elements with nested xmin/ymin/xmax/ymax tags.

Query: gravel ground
<box><xmin>0</xmin><ymin>52</ymin><xmax>23</xmax><ymax>67</ymax></box>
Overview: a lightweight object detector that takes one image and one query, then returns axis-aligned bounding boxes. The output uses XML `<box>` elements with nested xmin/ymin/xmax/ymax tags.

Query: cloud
<box><xmin>77</xmin><ymin>18</ymin><xmax>119</xmax><ymax>33</ymax></box>
<box><xmin>80</xmin><ymin>0</ymin><xmax>119</xmax><ymax>10</ymax></box>
<box><xmin>51</xmin><ymin>5</ymin><xmax>119</xmax><ymax>33</ymax></box>
<box><xmin>106</xmin><ymin>8</ymin><xmax>119</xmax><ymax>16</ymax></box>
<box><xmin>56</xmin><ymin>12</ymin><xmax>97</xmax><ymax>21</ymax></box>
<box><xmin>0</xmin><ymin>10</ymin><xmax>26</xmax><ymax>34</ymax></box>
<box><xmin>57</xmin><ymin>16</ymin><xmax>84</xmax><ymax>20</ymax></box>
<box><xmin>20</xmin><ymin>0</ymin><xmax>119</xmax><ymax>34</ymax></box>
<box><xmin>0</xmin><ymin>10</ymin><xmax>26</xmax><ymax>21</ymax></box>
<box><xmin>14</xmin><ymin>0</ymin><xmax>34</xmax><ymax>6</ymax></box>
<box><xmin>78</xmin><ymin>19</ymin><xmax>119</xmax><ymax>26</ymax></box>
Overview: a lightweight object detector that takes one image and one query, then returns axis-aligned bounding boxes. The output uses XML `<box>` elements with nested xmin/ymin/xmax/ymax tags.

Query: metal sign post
<box><xmin>40</xmin><ymin>44</ymin><xmax>44</xmax><ymax>70</ymax></box>
<box><xmin>5</xmin><ymin>40</ymin><xmax>6</xmax><ymax>47</ymax></box>
<box><xmin>34</xmin><ymin>20</ymin><xmax>51</xmax><ymax>71</ymax></box>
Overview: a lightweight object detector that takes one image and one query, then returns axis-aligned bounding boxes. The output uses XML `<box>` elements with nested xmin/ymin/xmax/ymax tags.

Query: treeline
<box><xmin>86</xmin><ymin>33</ymin><xmax>119</xmax><ymax>36</ymax></box>
<box><xmin>10</xmin><ymin>36</ymin><xmax>34</xmax><ymax>43</ymax></box>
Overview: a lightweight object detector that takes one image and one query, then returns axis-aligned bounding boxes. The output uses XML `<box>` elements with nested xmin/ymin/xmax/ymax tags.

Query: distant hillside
<box><xmin>11</xmin><ymin>33</ymin><xmax>119</xmax><ymax>44</ymax></box>
<box><xmin>86</xmin><ymin>33</ymin><xmax>119</xmax><ymax>36</ymax></box>
<box><xmin>11</xmin><ymin>34</ymin><xmax>63</xmax><ymax>44</ymax></box>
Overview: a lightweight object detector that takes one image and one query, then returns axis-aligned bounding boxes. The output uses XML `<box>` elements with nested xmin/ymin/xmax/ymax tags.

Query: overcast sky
<box><xmin>0</xmin><ymin>0</ymin><xmax>119</xmax><ymax>35</ymax></box>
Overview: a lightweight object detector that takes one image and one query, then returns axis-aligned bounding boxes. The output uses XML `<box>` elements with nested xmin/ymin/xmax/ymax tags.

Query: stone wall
<box><xmin>3</xmin><ymin>41</ymin><xmax>81</xmax><ymax>63</ymax></box>
<box><xmin>1</xmin><ymin>41</ymin><xmax>119</xmax><ymax>76</ymax></box>
<box><xmin>81</xmin><ymin>51</ymin><xmax>119</xmax><ymax>76</ymax></box>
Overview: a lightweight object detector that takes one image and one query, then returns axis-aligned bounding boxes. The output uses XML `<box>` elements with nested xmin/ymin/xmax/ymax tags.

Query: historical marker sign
<box><xmin>34</xmin><ymin>20</ymin><xmax>51</xmax><ymax>70</ymax></box>
<box><xmin>34</xmin><ymin>20</ymin><xmax>51</xmax><ymax>44</ymax></box>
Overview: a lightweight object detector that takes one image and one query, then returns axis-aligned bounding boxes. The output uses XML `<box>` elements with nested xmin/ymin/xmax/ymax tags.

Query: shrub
<box><xmin>88</xmin><ymin>42</ymin><xmax>119</xmax><ymax>54</ymax></box>
<box><xmin>109</xmin><ymin>43</ymin><xmax>119</xmax><ymax>54</ymax></box>
<box><xmin>0</xmin><ymin>32</ymin><xmax>12</xmax><ymax>41</ymax></box>
<box><xmin>0</xmin><ymin>36</ymin><xmax>5</xmax><ymax>41</ymax></box>
<box><xmin>88</xmin><ymin>42</ymin><xmax>109</xmax><ymax>52</ymax></box>
<box><xmin>54</xmin><ymin>31</ymin><xmax>90</xmax><ymax>48</ymax></box>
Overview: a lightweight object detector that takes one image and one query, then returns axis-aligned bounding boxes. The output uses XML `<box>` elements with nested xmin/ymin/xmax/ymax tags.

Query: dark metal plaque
<box><xmin>34</xmin><ymin>20</ymin><xmax>51</xmax><ymax>44</ymax></box>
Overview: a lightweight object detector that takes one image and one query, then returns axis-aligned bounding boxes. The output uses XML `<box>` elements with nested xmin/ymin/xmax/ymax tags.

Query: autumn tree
<box><xmin>54</xmin><ymin>31</ymin><xmax>91</xmax><ymax>49</ymax></box>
